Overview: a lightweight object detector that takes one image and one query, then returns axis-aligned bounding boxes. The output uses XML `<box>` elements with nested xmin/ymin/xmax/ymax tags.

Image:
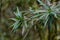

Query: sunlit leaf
<box><xmin>37</xmin><ymin>0</ymin><xmax>49</xmax><ymax>9</ymax></box>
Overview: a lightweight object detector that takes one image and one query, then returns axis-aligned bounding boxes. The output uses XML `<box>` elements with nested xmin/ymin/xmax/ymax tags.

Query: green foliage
<box><xmin>11</xmin><ymin>7</ymin><xmax>24</xmax><ymax>31</ymax></box>
<box><xmin>10</xmin><ymin>0</ymin><xmax>60</xmax><ymax>40</ymax></box>
<box><xmin>1</xmin><ymin>0</ymin><xmax>60</xmax><ymax>40</ymax></box>
<box><xmin>30</xmin><ymin>0</ymin><xmax>60</xmax><ymax>27</ymax></box>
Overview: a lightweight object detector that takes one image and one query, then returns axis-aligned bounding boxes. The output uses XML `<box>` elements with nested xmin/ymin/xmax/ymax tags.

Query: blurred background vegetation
<box><xmin>0</xmin><ymin>0</ymin><xmax>60</xmax><ymax>40</ymax></box>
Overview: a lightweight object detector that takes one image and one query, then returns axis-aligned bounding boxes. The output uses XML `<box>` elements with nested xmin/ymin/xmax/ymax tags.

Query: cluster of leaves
<box><xmin>11</xmin><ymin>0</ymin><xmax>60</xmax><ymax>40</ymax></box>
